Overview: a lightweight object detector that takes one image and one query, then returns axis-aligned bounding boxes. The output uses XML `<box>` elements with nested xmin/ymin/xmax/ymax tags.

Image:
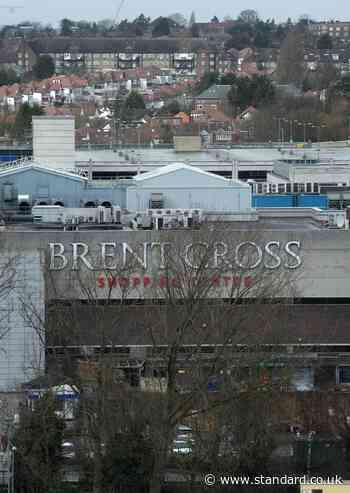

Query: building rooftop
<box><xmin>133</xmin><ymin>161</ymin><xmax>247</xmax><ymax>186</ymax></box>
<box><xmin>196</xmin><ymin>84</ymin><xmax>232</xmax><ymax>100</ymax></box>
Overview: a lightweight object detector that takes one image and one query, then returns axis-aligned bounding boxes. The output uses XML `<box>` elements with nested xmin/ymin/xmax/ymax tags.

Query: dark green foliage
<box><xmin>114</xmin><ymin>91</ymin><xmax>146</xmax><ymax>123</ymax></box>
<box><xmin>334</xmin><ymin>74</ymin><xmax>350</xmax><ymax>97</ymax></box>
<box><xmin>226</xmin><ymin>18</ymin><xmax>285</xmax><ymax>50</ymax></box>
<box><xmin>194</xmin><ymin>72</ymin><xmax>220</xmax><ymax>95</ymax></box>
<box><xmin>160</xmin><ymin>100</ymin><xmax>181</xmax><ymax>115</ymax></box>
<box><xmin>228</xmin><ymin>75</ymin><xmax>275</xmax><ymax>112</ymax></box>
<box><xmin>14</xmin><ymin>393</ymin><xmax>65</xmax><ymax>493</ymax></box>
<box><xmin>60</xmin><ymin>18</ymin><xmax>75</xmax><ymax>36</ymax></box>
<box><xmin>152</xmin><ymin>17</ymin><xmax>171</xmax><ymax>37</ymax></box>
<box><xmin>0</xmin><ymin>68</ymin><xmax>19</xmax><ymax>86</ymax></box>
<box><xmin>225</xmin><ymin>22</ymin><xmax>254</xmax><ymax>50</ymax></box>
<box><xmin>33</xmin><ymin>55</ymin><xmax>55</xmax><ymax>80</ymax></box>
<box><xmin>132</xmin><ymin>14</ymin><xmax>151</xmax><ymax>36</ymax></box>
<box><xmin>190</xmin><ymin>23</ymin><xmax>200</xmax><ymax>37</ymax></box>
<box><xmin>101</xmin><ymin>432</ymin><xmax>153</xmax><ymax>492</ymax></box>
<box><xmin>14</xmin><ymin>103</ymin><xmax>44</xmax><ymax>141</ymax></box>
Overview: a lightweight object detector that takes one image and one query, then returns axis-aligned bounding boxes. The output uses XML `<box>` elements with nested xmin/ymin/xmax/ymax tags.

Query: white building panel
<box><xmin>33</xmin><ymin>116</ymin><xmax>75</xmax><ymax>170</ymax></box>
<box><xmin>0</xmin><ymin>252</ymin><xmax>45</xmax><ymax>391</ymax></box>
<box><xmin>127</xmin><ymin>163</ymin><xmax>251</xmax><ymax>212</ymax></box>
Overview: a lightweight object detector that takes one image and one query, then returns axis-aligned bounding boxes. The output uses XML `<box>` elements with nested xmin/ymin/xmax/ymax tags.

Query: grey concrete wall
<box><xmin>0</xmin><ymin>247</ymin><xmax>44</xmax><ymax>392</ymax></box>
<box><xmin>0</xmin><ymin>229</ymin><xmax>348</xmax><ymax>300</ymax></box>
<box><xmin>0</xmin><ymin>229</ymin><xmax>349</xmax><ymax>389</ymax></box>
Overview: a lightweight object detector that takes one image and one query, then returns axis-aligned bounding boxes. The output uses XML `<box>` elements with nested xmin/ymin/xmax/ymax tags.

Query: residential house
<box><xmin>28</xmin><ymin>37</ymin><xmax>211</xmax><ymax>74</ymax></box>
<box><xmin>309</xmin><ymin>21</ymin><xmax>350</xmax><ymax>44</ymax></box>
<box><xmin>194</xmin><ymin>84</ymin><xmax>232</xmax><ymax>112</ymax></box>
<box><xmin>0</xmin><ymin>39</ymin><xmax>37</xmax><ymax>74</ymax></box>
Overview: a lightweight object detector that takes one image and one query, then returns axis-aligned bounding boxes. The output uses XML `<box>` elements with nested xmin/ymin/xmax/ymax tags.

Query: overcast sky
<box><xmin>2</xmin><ymin>0</ymin><xmax>350</xmax><ymax>26</ymax></box>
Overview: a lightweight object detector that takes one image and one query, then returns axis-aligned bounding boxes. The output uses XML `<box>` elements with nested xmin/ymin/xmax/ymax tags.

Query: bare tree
<box><xmin>19</xmin><ymin>227</ymin><xmax>301</xmax><ymax>493</ymax></box>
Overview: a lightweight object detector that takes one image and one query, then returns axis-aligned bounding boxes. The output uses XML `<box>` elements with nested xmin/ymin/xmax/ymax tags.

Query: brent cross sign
<box><xmin>48</xmin><ymin>241</ymin><xmax>302</xmax><ymax>271</ymax></box>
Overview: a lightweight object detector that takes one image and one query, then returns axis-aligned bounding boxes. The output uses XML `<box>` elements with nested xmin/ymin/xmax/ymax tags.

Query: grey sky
<box><xmin>1</xmin><ymin>0</ymin><xmax>350</xmax><ymax>26</ymax></box>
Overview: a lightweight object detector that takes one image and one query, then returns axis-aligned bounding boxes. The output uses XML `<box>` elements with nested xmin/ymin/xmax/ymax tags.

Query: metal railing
<box><xmin>0</xmin><ymin>156</ymin><xmax>33</xmax><ymax>173</ymax></box>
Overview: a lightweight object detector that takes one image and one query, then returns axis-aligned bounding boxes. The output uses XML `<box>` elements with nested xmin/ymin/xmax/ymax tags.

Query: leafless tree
<box><xmin>19</xmin><ymin>226</ymin><xmax>302</xmax><ymax>493</ymax></box>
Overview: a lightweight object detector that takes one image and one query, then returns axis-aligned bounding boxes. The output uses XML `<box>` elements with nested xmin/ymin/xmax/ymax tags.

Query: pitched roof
<box><xmin>133</xmin><ymin>162</ymin><xmax>247</xmax><ymax>186</ymax></box>
<box><xmin>0</xmin><ymin>39</ymin><xmax>22</xmax><ymax>64</ymax></box>
<box><xmin>0</xmin><ymin>162</ymin><xmax>87</xmax><ymax>183</ymax></box>
<box><xmin>196</xmin><ymin>84</ymin><xmax>231</xmax><ymax>100</ymax></box>
<box><xmin>29</xmin><ymin>37</ymin><xmax>209</xmax><ymax>55</ymax></box>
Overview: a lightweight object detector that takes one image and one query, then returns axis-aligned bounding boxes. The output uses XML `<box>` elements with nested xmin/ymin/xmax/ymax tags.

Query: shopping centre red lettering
<box><xmin>97</xmin><ymin>275</ymin><xmax>254</xmax><ymax>289</ymax></box>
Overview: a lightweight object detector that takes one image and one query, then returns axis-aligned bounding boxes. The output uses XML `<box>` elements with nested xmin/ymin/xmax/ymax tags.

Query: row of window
<box><xmin>252</xmin><ymin>182</ymin><xmax>323</xmax><ymax>194</ymax></box>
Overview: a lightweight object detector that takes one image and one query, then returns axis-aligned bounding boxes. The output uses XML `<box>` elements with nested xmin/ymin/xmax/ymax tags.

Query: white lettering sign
<box><xmin>48</xmin><ymin>241</ymin><xmax>302</xmax><ymax>272</ymax></box>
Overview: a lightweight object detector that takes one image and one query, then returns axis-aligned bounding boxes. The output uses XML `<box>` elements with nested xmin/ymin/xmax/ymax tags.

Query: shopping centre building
<box><xmin>1</xmin><ymin>116</ymin><xmax>350</xmax><ymax>393</ymax></box>
<box><xmin>1</xmin><ymin>226</ymin><xmax>350</xmax><ymax>393</ymax></box>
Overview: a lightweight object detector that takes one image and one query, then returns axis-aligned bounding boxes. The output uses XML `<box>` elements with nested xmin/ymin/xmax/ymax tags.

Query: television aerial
<box><xmin>0</xmin><ymin>5</ymin><xmax>24</xmax><ymax>13</ymax></box>
<box><xmin>114</xmin><ymin>0</ymin><xmax>126</xmax><ymax>26</ymax></box>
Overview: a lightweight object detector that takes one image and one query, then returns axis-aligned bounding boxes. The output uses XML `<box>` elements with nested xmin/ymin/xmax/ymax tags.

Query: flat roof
<box><xmin>75</xmin><ymin>146</ymin><xmax>350</xmax><ymax>164</ymax></box>
<box><xmin>4</xmin><ymin>216</ymin><xmax>323</xmax><ymax>231</ymax></box>
<box><xmin>75</xmin><ymin>148</ymin><xmax>231</xmax><ymax>163</ymax></box>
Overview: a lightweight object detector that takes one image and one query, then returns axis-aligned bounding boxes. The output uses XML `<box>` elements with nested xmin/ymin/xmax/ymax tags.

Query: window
<box><xmin>337</xmin><ymin>366</ymin><xmax>350</xmax><ymax>384</ymax></box>
<box><xmin>291</xmin><ymin>368</ymin><xmax>314</xmax><ymax>391</ymax></box>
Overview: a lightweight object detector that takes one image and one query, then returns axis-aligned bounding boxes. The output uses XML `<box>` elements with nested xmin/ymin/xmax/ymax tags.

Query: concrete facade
<box><xmin>270</xmin><ymin>160</ymin><xmax>350</xmax><ymax>186</ymax></box>
<box><xmin>1</xmin><ymin>228</ymin><xmax>350</xmax><ymax>391</ymax></box>
<box><xmin>33</xmin><ymin>116</ymin><xmax>75</xmax><ymax>170</ymax></box>
<box><xmin>0</xmin><ymin>247</ymin><xmax>44</xmax><ymax>392</ymax></box>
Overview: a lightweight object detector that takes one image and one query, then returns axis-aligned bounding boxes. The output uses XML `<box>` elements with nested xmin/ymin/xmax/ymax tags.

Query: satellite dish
<box><xmin>336</xmin><ymin>215</ymin><xmax>345</xmax><ymax>228</ymax></box>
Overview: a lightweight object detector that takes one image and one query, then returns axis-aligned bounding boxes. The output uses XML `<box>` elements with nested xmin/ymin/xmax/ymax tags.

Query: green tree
<box><xmin>132</xmin><ymin>13</ymin><xmax>150</xmax><ymax>36</ymax></box>
<box><xmin>190</xmin><ymin>23</ymin><xmax>200</xmax><ymax>37</ymax></box>
<box><xmin>160</xmin><ymin>124</ymin><xmax>174</xmax><ymax>143</ymax></box>
<box><xmin>160</xmin><ymin>100</ymin><xmax>181</xmax><ymax>115</ymax></box>
<box><xmin>238</xmin><ymin>9</ymin><xmax>259</xmax><ymax>24</ymax></box>
<box><xmin>169</xmin><ymin>13</ymin><xmax>187</xmax><ymax>27</ymax></box>
<box><xmin>317</xmin><ymin>33</ymin><xmax>333</xmax><ymax>50</ymax></box>
<box><xmin>276</xmin><ymin>31</ymin><xmax>305</xmax><ymax>84</ymax></box>
<box><xmin>194</xmin><ymin>71</ymin><xmax>219</xmax><ymax>95</ymax></box>
<box><xmin>225</xmin><ymin>22</ymin><xmax>254</xmax><ymax>50</ymax></box>
<box><xmin>60</xmin><ymin>18</ymin><xmax>75</xmax><ymax>36</ymax></box>
<box><xmin>102</xmin><ymin>431</ymin><xmax>153</xmax><ymax>492</ymax></box>
<box><xmin>0</xmin><ymin>68</ymin><xmax>19</xmax><ymax>86</ymax></box>
<box><xmin>33</xmin><ymin>55</ymin><xmax>55</xmax><ymax>80</ymax></box>
<box><xmin>334</xmin><ymin>74</ymin><xmax>350</xmax><ymax>98</ymax></box>
<box><xmin>14</xmin><ymin>103</ymin><xmax>44</xmax><ymax>141</ymax></box>
<box><xmin>228</xmin><ymin>75</ymin><xmax>275</xmax><ymax>113</ymax></box>
<box><xmin>152</xmin><ymin>17</ymin><xmax>171</xmax><ymax>37</ymax></box>
<box><xmin>14</xmin><ymin>393</ymin><xmax>65</xmax><ymax>493</ymax></box>
<box><xmin>121</xmin><ymin>91</ymin><xmax>146</xmax><ymax>122</ymax></box>
<box><xmin>189</xmin><ymin>11</ymin><xmax>196</xmax><ymax>27</ymax></box>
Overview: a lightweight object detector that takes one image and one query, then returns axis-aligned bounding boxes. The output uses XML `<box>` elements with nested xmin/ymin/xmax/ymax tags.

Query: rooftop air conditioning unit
<box><xmin>112</xmin><ymin>206</ymin><xmax>121</xmax><ymax>223</ymax></box>
<box><xmin>150</xmin><ymin>193</ymin><xmax>164</xmax><ymax>209</ymax></box>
